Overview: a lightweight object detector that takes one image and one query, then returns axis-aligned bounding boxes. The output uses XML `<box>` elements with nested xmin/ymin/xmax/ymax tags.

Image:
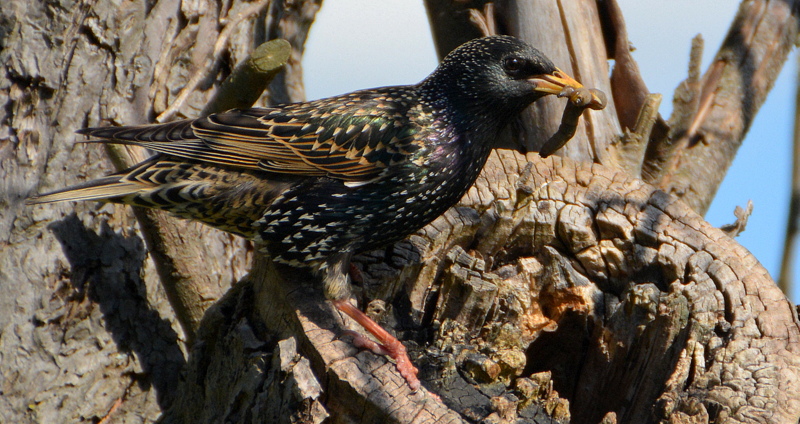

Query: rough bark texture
<box><xmin>1</xmin><ymin>0</ymin><xmax>269</xmax><ymax>421</ymax></box>
<box><xmin>3</xmin><ymin>0</ymin><xmax>800</xmax><ymax>423</ymax></box>
<box><xmin>643</xmin><ymin>0</ymin><xmax>800</xmax><ymax>215</ymax></box>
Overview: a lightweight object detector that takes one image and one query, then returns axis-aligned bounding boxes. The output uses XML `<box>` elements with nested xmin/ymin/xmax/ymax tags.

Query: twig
<box><xmin>778</xmin><ymin>53</ymin><xmax>800</xmax><ymax>295</ymax></box>
<box><xmin>156</xmin><ymin>0</ymin><xmax>270</xmax><ymax>122</ymax></box>
<box><xmin>720</xmin><ymin>200</ymin><xmax>754</xmax><ymax>238</ymax></box>
<box><xmin>643</xmin><ymin>0</ymin><xmax>798</xmax><ymax>215</ymax></box>
<box><xmin>104</xmin><ymin>36</ymin><xmax>289</xmax><ymax>343</ymax></box>
<box><xmin>200</xmin><ymin>39</ymin><xmax>291</xmax><ymax>116</ymax></box>
<box><xmin>97</xmin><ymin>397</ymin><xmax>123</xmax><ymax>424</ymax></box>
<box><xmin>614</xmin><ymin>93</ymin><xmax>662</xmax><ymax>176</ymax></box>
<box><xmin>468</xmin><ymin>3</ymin><xmax>497</xmax><ymax>37</ymax></box>
<box><xmin>685</xmin><ymin>59</ymin><xmax>725</xmax><ymax>143</ymax></box>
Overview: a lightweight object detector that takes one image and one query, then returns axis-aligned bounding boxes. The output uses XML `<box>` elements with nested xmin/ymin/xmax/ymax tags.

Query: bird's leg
<box><xmin>348</xmin><ymin>262</ymin><xmax>364</xmax><ymax>284</ymax></box>
<box><xmin>333</xmin><ymin>299</ymin><xmax>421</xmax><ymax>391</ymax></box>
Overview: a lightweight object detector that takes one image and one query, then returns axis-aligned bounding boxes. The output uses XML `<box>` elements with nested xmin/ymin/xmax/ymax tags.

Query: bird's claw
<box><xmin>340</xmin><ymin>330</ymin><xmax>390</xmax><ymax>355</ymax></box>
<box><xmin>339</xmin><ymin>329</ymin><xmax>421</xmax><ymax>391</ymax></box>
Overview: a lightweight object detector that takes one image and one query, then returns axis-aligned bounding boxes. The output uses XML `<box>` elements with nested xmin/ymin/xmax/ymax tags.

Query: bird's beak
<box><xmin>529</xmin><ymin>68</ymin><xmax>606</xmax><ymax>110</ymax></box>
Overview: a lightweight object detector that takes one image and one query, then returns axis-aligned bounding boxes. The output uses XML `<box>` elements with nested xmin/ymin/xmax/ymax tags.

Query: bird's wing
<box><xmin>78</xmin><ymin>89</ymin><xmax>425</xmax><ymax>182</ymax></box>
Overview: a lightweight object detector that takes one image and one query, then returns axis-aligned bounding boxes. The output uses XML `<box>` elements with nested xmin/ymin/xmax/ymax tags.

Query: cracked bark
<box><xmin>3</xmin><ymin>0</ymin><xmax>800</xmax><ymax>423</ymax></box>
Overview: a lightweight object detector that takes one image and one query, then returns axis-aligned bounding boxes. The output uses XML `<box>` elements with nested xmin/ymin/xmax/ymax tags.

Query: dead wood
<box><xmin>3</xmin><ymin>0</ymin><xmax>800</xmax><ymax>423</ymax></box>
<box><xmin>160</xmin><ymin>152</ymin><xmax>800</xmax><ymax>423</ymax></box>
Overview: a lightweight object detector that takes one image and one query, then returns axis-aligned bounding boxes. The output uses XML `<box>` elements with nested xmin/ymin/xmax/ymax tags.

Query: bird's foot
<box><xmin>340</xmin><ymin>330</ymin><xmax>390</xmax><ymax>355</ymax></box>
<box><xmin>340</xmin><ymin>329</ymin><xmax>419</xmax><ymax>390</ymax></box>
<box><xmin>334</xmin><ymin>300</ymin><xmax>421</xmax><ymax>391</ymax></box>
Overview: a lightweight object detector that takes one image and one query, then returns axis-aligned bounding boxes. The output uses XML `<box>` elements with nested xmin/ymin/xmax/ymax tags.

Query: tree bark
<box><xmin>1</xmin><ymin>0</ymin><xmax>275</xmax><ymax>420</ymax></box>
<box><xmin>2</xmin><ymin>0</ymin><xmax>800</xmax><ymax>423</ymax></box>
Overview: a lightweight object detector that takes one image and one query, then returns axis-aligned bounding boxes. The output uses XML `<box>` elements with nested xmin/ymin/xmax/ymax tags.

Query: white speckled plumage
<box><xmin>29</xmin><ymin>36</ymin><xmax>591</xmax><ymax>390</ymax></box>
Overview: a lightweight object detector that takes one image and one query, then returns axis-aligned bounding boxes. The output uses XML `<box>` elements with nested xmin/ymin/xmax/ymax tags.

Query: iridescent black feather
<box><xmin>32</xmin><ymin>36</ymin><xmax>572</xmax><ymax>296</ymax></box>
<box><xmin>30</xmin><ymin>35</ymin><xmax>592</xmax><ymax>390</ymax></box>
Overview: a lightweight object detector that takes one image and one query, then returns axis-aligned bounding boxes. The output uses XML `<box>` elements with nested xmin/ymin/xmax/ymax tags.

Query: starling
<box><xmin>29</xmin><ymin>36</ymin><xmax>604</xmax><ymax>391</ymax></box>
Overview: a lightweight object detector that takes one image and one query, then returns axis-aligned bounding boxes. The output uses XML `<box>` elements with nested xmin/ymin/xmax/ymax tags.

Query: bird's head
<box><xmin>420</xmin><ymin>36</ymin><xmax>589</xmax><ymax>130</ymax></box>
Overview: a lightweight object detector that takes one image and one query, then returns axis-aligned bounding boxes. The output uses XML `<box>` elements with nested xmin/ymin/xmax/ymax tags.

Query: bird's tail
<box><xmin>75</xmin><ymin>119</ymin><xmax>196</xmax><ymax>142</ymax></box>
<box><xmin>26</xmin><ymin>175</ymin><xmax>143</xmax><ymax>205</ymax></box>
<box><xmin>26</xmin><ymin>122</ymin><xmax>195</xmax><ymax>206</ymax></box>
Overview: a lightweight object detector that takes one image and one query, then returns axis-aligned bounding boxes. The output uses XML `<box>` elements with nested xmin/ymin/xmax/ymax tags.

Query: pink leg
<box><xmin>333</xmin><ymin>299</ymin><xmax>421</xmax><ymax>391</ymax></box>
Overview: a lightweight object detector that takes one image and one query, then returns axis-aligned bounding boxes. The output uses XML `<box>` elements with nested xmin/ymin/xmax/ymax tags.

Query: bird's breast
<box><xmin>256</xmin><ymin>139</ymin><xmax>490</xmax><ymax>268</ymax></box>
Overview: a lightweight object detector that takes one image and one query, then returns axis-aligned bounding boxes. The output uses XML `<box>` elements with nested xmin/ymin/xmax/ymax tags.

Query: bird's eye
<box><xmin>503</xmin><ymin>57</ymin><xmax>525</xmax><ymax>74</ymax></box>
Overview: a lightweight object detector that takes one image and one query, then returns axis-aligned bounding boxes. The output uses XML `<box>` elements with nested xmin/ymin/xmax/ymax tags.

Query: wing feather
<box><xmin>75</xmin><ymin>88</ymin><xmax>426</xmax><ymax>182</ymax></box>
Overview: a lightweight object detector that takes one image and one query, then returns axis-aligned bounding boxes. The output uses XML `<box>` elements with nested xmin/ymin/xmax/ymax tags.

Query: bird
<box><xmin>28</xmin><ymin>35</ymin><xmax>603</xmax><ymax>391</ymax></box>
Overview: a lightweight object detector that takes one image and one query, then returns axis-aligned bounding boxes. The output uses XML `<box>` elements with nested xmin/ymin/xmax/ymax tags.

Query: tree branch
<box><xmin>643</xmin><ymin>0</ymin><xmax>800</xmax><ymax>215</ymax></box>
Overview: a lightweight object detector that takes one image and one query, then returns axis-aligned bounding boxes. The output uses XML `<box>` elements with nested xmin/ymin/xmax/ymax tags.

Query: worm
<box><xmin>539</xmin><ymin>87</ymin><xmax>606</xmax><ymax>158</ymax></box>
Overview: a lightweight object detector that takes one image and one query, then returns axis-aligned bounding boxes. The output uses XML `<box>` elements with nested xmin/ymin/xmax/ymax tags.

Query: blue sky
<box><xmin>303</xmin><ymin>1</ymin><xmax>798</xmax><ymax>302</ymax></box>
